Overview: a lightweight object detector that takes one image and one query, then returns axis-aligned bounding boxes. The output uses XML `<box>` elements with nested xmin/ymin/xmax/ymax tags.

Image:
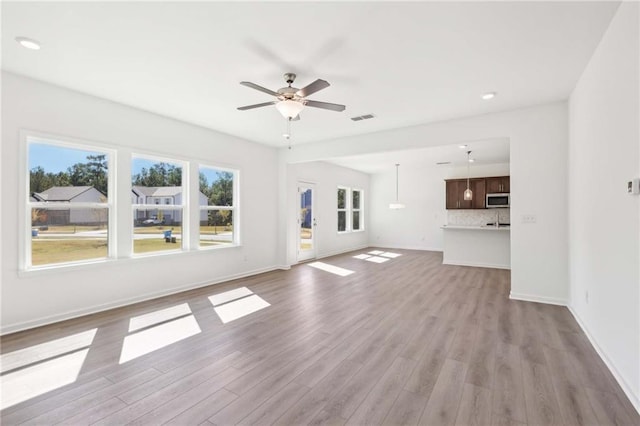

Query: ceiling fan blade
<box><xmin>304</xmin><ymin>100</ymin><xmax>346</xmax><ymax>112</ymax></box>
<box><xmin>237</xmin><ymin>101</ymin><xmax>276</xmax><ymax>111</ymax></box>
<box><xmin>296</xmin><ymin>79</ymin><xmax>330</xmax><ymax>97</ymax></box>
<box><xmin>240</xmin><ymin>81</ymin><xmax>280</xmax><ymax>97</ymax></box>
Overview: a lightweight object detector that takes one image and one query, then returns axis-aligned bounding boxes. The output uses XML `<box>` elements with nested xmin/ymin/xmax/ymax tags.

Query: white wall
<box><xmin>369</xmin><ymin>162</ymin><xmax>509</xmax><ymax>251</ymax></box>
<box><xmin>568</xmin><ymin>1</ymin><xmax>639</xmax><ymax>411</ymax></box>
<box><xmin>285</xmin><ymin>161</ymin><xmax>369</xmax><ymax>264</ymax></box>
<box><xmin>1</xmin><ymin>73</ymin><xmax>280</xmax><ymax>333</ymax></box>
<box><xmin>282</xmin><ymin>102</ymin><xmax>569</xmax><ymax>304</ymax></box>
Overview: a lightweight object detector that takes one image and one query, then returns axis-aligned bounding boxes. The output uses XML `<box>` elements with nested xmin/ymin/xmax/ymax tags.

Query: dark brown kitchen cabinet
<box><xmin>486</xmin><ymin>176</ymin><xmax>510</xmax><ymax>193</ymax></box>
<box><xmin>445</xmin><ymin>178</ymin><xmax>486</xmax><ymax>209</ymax></box>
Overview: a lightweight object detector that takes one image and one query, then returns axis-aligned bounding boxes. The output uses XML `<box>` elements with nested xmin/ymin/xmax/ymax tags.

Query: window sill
<box><xmin>19</xmin><ymin>244</ymin><xmax>242</xmax><ymax>277</ymax></box>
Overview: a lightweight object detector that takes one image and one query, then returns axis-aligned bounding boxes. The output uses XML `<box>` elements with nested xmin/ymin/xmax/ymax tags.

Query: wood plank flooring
<box><xmin>1</xmin><ymin>249</ymin><xmax>638</xmax><ymax>425</ymax></box>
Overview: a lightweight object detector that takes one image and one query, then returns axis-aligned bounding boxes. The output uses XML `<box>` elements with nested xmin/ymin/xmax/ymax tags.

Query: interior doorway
<box><xmin>297</xmin><ymin>182</ymin><xmax>316</xmax><ymax>262</ymax></box>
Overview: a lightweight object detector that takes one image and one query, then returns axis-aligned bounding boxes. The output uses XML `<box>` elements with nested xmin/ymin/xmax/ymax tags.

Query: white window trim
<box><xmin>20</xmin><ymin>131</ymin><xmax>243</xmax><ymax>273</ymax></box>
<box><xmin>337</xmin><ymin>186</ymin><xmax>350</xmax><ymax>234</ymax></box>
<box><xmin>198</xmin><ymin>164</ymin><xmax>240</xmax><ymax>249</ymax></box>
<box><xmin>22</xmin><ymin>133</ymin><xmax>116</xmax><ymax>270</ymax></box>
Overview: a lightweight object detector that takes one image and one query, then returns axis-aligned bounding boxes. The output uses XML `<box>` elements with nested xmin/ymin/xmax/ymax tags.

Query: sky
<box><xmin>30</xmin><ymin>141</ymin><xmax>228</xmax><ymax>185</ymax></box>
<box><xmin>29</xmin><ymin>143</ymin><xmax>102</xmax><ymax>173</ymax></box>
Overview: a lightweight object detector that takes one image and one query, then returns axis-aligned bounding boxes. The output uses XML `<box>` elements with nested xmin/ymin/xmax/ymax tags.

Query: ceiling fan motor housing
<box><xmin>277</xmin><ymin>86</ymin><xmax>299</xmax><ymax>100</ymax></box>
<box><xmin>283</xmin><ymin>73</ymin><xmax>296</xmax><ymax>85</ymax></box>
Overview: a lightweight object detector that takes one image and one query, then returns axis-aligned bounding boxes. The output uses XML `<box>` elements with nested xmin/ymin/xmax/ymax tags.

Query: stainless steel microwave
<box><xmin>486</xmin><ymin>193</ymin><xmax>510</xmax><ymax>208</ymax></box>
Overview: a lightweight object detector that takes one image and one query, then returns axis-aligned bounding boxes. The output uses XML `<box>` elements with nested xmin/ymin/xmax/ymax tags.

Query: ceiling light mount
<box><xmin>15</xmin><ymin>36</ymin><xmax>41</xmax><ymax>50</ymax></box>
<box><xmin>481</xmin><ymin>92</ymin><xmax>496</xmax><ymax>100</ymax></box>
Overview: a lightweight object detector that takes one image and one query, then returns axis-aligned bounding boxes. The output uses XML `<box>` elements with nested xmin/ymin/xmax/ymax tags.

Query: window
<box><xmin>131</xmin><ymin>156</ymin><xmax>185</xmax><ymax>254</ymax></box>
<box><xmin>199</xmin><ymin>165</ymin><xmax>237</xmax><ymax>248</ymax></box>
<box><xmin>337</xmin><ymin>187</ymin><xmax>364</xmax><ymax>233</ymax></box>
<box><xmin>27</xmin><ymin>138</ymin><xmax>112</xmax><ymax>268</ymax></box>
<box><xmin>337</xmin><ymin>187</ymin><xmax>348</xmax><ymax>232</ymax></box>
<box><xmin>352</xmin><ymin>189</ymin><xmax>363</xmax><ymax>231</ymax></box>
<box><xmin>24</xmin><ymin>135</ymin><xmax>242</xmax><ymax>269</ymax></box>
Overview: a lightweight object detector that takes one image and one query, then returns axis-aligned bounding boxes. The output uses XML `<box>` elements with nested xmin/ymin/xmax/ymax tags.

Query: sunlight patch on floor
<box><xmin>208</xmin><ymin>287</ymin><xmax>253</xmax><ymax>306</ymax></box>
<box><xmin>368</xmin><ymin>250</ymin><xmax>385</xmax><ymax>255</ymax></box>
<box><xmin>0</xmin><ymin>348</ymin><xmax>90</xmax><ymax>410</ymax></box>
<box><xmin>213</xmin><ymin>295</ymin><xmax>270</xmax><ymax>324</ymax></box>
<box><xmin>128</xmin><ymin>303</ymin><xmax>192</xmax><ymax>332</ymax></box>
<box><xmin>308</xmin><ymin>261</ymin><xmax>355</xmax><ymax>277</ymax></box>
<box><xmin>365</xmin><ymin>256</ymin><xmax>390</xmax><ymax>263</ymax></box>
<box><xmin>380</xmin><ymin>252</ymin><xmax>402</xmax><ymax>258</ymax></box>
<box><xmin>0</xmin><ymin>328</ymin><xmax>96</xmax><ymax>374</ymax></box>
<box><xmin>352</xmin><ymin>254</ymin><xmax>371</xmax><ymax>260</ymax></box>
<box><xmin>119</xmin><ymin>315</ymin><xmax>201</xmax><ymax>364</ymax></box>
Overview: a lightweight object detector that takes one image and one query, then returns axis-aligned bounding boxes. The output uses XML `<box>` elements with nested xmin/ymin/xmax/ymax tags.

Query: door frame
<box><xmin>297</xmin><ymin>182</ymin><xmax>316</xmax><ymax>262</ymax></box>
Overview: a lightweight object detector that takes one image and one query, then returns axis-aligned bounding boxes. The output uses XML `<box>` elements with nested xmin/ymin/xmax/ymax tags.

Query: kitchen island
<box><xmin>441</xmin><ymin>225</ymin><xmax>510</xmax><ymax>269</ymax></box>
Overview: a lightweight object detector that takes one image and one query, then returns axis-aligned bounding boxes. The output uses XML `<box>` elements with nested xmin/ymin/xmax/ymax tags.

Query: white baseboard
<box><xmin>0</xmin><ymin>264</ymin><xmax>282</xmax><ymax>335</ymax></box>
<box><xmin>444</xmin><ymin>260</ymin><xmax>510</xmax><ymax>270</ymax></box>
<box><xmin>509</xmin><ymin>292</ymin><xmax>568</xmax><ymax>306</ymax></box>
<box><xmin>567</xmin><ymin>305</ymin><xmax>640</xmax><ymax>415</ymax></box>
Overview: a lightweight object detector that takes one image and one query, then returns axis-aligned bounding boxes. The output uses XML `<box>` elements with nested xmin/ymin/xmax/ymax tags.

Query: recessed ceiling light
<box><xmin>15</xmin><ymin>37</ymin><xmax>41</xmax><ymax>50</ymax></box>
<box><xmin>481</xmin><ymin>92</ymin><xmax>496</xmax><ymax>100</ymax></box>
<box><xmin>469</xmin><ymin>158</ymin><xmax>475</xmax><ymax>163</ymax></box>
<box><xmin>459</xmin><ymin>145</ymin><xmax>468</xmax><ymax>149</ymax></box>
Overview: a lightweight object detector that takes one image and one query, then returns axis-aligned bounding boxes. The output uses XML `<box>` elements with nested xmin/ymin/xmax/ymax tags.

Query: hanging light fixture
<box><xmin>275</xmin><ymin>99</ymin><xmax>304</xmax><ymax>119</ymax></box>
<box><xmin>389</xmin><ymin>163</ymin><xmax>406</xmax><ymax>209</ymax></box>
<box><xmin>464</xmin><ymin>150</ymin><xmax>473</xmax><ymax>201</ymax></box>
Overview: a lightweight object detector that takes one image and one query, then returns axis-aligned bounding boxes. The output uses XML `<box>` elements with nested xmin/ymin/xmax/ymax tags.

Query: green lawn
<box><xmin>32</xmin><ymin>231</ymin><xmax>233</xmax><ymax>266</ymax></box>
<box><xmin>32</xmin><ymin>239</ymin><xmax>107</xmax><ymax>266</ymax></box>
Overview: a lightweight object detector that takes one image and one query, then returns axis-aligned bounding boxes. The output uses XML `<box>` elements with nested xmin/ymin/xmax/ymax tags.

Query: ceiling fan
<box><xmin>237</xmin><ymin>73</ymin><xmax>346</xmax><ymax>120</ymax></box>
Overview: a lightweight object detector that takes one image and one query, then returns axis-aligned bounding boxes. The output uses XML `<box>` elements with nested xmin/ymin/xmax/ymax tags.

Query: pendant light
<box><xmin>389</xmin><ymin>163</ymin><xmax>406</xmax><ymax>209</ymax></box>
<box><xmin>463</xmin><ymin>151</ymin><xmax>473</xmax><ymax>201</ymax></box>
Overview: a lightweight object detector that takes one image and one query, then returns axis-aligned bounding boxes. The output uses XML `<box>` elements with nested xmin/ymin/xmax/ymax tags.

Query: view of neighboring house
<box><xmin>31</xmin><ymin>186</ymin><xmax>106</xmax><ymax>225</ymax></box>
<box><xmin>131</xmin><ymin>186</ymin><xmax>208</xmax><ymax>224</ymax></box>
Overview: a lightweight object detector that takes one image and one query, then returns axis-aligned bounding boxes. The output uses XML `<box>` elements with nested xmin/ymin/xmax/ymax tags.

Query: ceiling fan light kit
<box><xmin>275</xmin><ymin>99</ymin><xmax>304</xmax><ymax>119</ymax></box>
<box><xmin>238</xmin><ymin>72</ymin><xmax>346</xmax><ymax>121</ymax></box>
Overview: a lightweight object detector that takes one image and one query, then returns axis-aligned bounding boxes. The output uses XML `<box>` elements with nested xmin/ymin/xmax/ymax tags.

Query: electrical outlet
<box><xmin>522</xmin><ymin>214</ymin><xmax>537</xmax><ymax>224</ymax></box>
<box><xmin>585</xmin><ymin>290</ymin><xmax>589</xmax><ymax>304</ymax></box>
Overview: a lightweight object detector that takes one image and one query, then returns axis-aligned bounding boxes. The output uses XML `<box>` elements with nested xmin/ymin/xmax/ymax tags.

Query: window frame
<box><xmin>23</xmin><ymin>134</ymin><xmax>116</xmax><ymax>270</ymax></box>
<box><xmin>198</xmin><ymin>164</ymin><xmax>240</xmax><ymax>249</ymax></box>
<box><xmin>351</xmin><ymin>188</ymin><xmax>364</xmax><ymax>232</ymax></box>
<box><xmin>337</xmin><ymin>186</ymin><xmax>350</xmax><ymax>234</ymax></box>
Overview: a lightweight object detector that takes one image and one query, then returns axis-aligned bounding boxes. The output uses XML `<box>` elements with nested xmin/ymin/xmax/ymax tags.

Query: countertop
<box><xmin>441</xmin><ymin>224</ymin><xmax>510</xmax><ymax>231</ymax></box>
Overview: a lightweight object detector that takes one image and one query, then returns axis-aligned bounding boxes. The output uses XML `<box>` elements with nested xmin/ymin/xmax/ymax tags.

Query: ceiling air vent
<box><xmin>351</xmin><ymin>113</ymin><xmax>375</xmax><ymax>121</ymax></box>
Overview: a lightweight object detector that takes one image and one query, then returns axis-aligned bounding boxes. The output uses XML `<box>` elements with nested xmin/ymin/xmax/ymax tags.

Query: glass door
<box><xmin>297</xmin><ymin>183</ymin><xmax>316</xmax><ymax>262</ymax></box>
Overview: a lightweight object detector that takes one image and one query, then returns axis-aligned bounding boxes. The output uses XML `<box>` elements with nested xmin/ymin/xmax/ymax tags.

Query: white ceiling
<box><xmin>326</xmin><ymin>138</ymin><xmax>510</xmax><ymax>174</ymax></box>
<box><xmin>2</xmin><ymin>1</ymin><xmax>618</xmax><ymax>149</ymax></box>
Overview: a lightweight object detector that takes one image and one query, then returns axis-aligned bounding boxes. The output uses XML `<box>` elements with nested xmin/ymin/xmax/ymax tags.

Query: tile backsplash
<box><xmin>447</xmin><ymin>209</ymin><xmax>511</xmax><ymax>226</ymax></box>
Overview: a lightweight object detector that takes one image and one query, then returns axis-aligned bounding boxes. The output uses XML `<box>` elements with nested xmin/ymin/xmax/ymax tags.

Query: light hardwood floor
<box><xmin>1</xmin><ymin>249</ymin><xmax>638</xmax><ymax>425</ymax></box>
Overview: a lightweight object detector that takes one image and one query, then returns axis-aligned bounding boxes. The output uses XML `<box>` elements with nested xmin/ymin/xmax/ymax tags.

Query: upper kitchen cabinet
<box><xmin>445</xmin><ymin>178</ymin><xmax>486</xmax><ymax>209</ymax></box>
<box><xmin>486</xmin><ymin>176</ymin><xmax>510</xmax><ymax>193</ymax></box>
